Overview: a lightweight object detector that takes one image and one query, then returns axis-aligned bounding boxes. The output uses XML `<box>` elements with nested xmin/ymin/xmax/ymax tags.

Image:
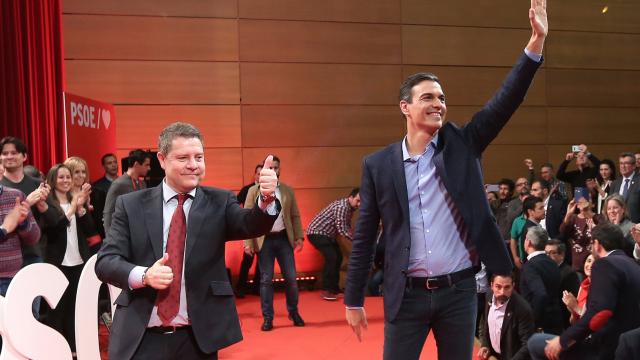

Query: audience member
<box><xmin>561</xmin><ymin>254</ymin><xmax>593</xmax><ymax>325</ymax></box>
<box><xmin>615</xmin><ymin>327</ymin><xmax>640</xmax><ymax>360</ymax></box>
<box><xmin>602</xmin><ymin>194</ymin><xmax>635</xmax><ymax>257</ymax></box>
<box><xmin>478</xmin><ymin>273</ymin><xmax>534</xmax><ymax>360</ymax></box>
<box><xmin>92</xmin><ymin>153</ymin><xmax>119</xmax><ymax>193</ymax></box>
<box><xmin>491</xmin><ymin>178</ymin><xmax>516</xmax><ymax>247</ymax></box>
<box><xmin>103</xmin><ymin>149</ymin><xmax>151</xmax><ymax>234</ymax></box>
<box><xmin>511</xmin><ymin>195</ymin><xmax>543</xmax><ymax>269</ymax></box>
<box><xmin>545</xmin><ymin>239</ymin><xmax>580</xmax><ymax>329</ymax></box>
<box><xmin>244</xmin><ymin>156</ymin><xmax>306</xmax><ymax>331</ymax></box>
<box><xmin>307</xmin><ymin>188</ymin><xmax>360</xmax><ymax>301</ymax></box>
<box><xmin>556</xmin><ymin>144</ymin><xmax>600</xmax><ymax>191</ymax></box>
<box><xmin>64</xmin><ymin>156</ymin><xmax>102</xmax><ymax>250</ymax></box>
<box><xmin>610</xmin><ymin>152</ymin><xmax>640</xmax><ymax>223</ymax></box>
<box><xmin>23</xmin><ymin>164</ymin><xmax>44</xmax><ymax>181</ymax></box>
<box><xmin>531</xmin><ymin>179</ymin><xmax>567</xmax><ymax>239</ymax></box>
<box><xmin>236</xmin><ymin>164</ymin><xmax>263</xmax><ymax>297</ymax></box>
<box><xmin>636</xmin><ymin>151</ymin><xmax>640</xmax><ymax>171</ymax></box>
<box><xmin>593</xmin><ymin>159</ymin><xmax>616</xmax><ymax>214</ymax></box>
<box><xmin>41</xmin><ymin>164</ymin><xmax>97</xmax><ymax>355</ymax></box>
<box><xmin>520</xmin><ymin>226</ymin><xmax>563</xmax><ymax>334</ymax></box>
<box><xmin>529</xmin><ymin>223</ymin><xmax>640</xmax><ymax>360</ymax></box>
<box><xmin>560</xmin><ymin>195</ymin><xmax>604</xmax><ymax>272</ymax></box>
<box><xmin>525</xmin><ymin>159</ymin><xmax>568</xmax><ymax>201</ymax></box>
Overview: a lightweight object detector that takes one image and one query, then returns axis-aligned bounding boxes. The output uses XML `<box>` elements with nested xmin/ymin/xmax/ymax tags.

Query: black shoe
<box><xmin>288</xmin><ymin>312</ymin><xmax>305</xmax><ymax>327</ymax></box>
<box><xmin>261</xmin><ymin>318</ymin><xmax>273</xmax><ymax>331</ymax></box>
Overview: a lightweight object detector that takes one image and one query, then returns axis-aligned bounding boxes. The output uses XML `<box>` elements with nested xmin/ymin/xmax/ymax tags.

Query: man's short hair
<box><xmin>523</xmin><ymin>195</ymin><xmax>543</xmax><ymax>217</ymax></box>
<box><xmin>537</xmin><ymin>179</ymin><xmax>551</xmax><ymax>191</ymax></box>
<box><xmin>349</xmin><ymin>187</ymin><xmax>360</xmax><ymax>198</ymax></box>
<box><xmin>490</xmin><ymin>272</ymin><xmax>515</xmax><ymax>283</ymax></box>
<box><xmin>547</xmin><ymin>238</ymin><xmax>566</xmax><ymax>255</ymax></box>
<box><xmin>398</xmin><ymin>73</ymin><xmax>441</xmax><ymax>114</ymax></box>
<box><xmin>23</xmin><ymin>165</ymin><xmax>42</xmax><ymax>180</ymax></box>
<box><xmin>619</xmin><ymin>152</ymin><xmax>635</xmax><ymax>161</ymax></box>
<box><xmin>498</xmin><ymin>178</ymin><xmax>515</xmax><ymax>192</ymax></box>
<box><xmin>158</xmin><ymin>122</ymin><xmax>203</xmax><ymax>155</ymax></box>
<box><xmin>128</xmin><ymin>149</ymin><xmax>151</xmax><ymax>168</ymax></box>
<box><xmin>592</xmin><ymin>223</ymin><xmax>624</xmax><ymax>252</ymax></box>
<box><xmin>101</xmin><ymin>153</ymin><xmax>116</xmax><ymax>165</ymax></box>
<box><xmin>263</xmin><ymin>155</ymin><xmax>281</xmax><ymax>166</ymax></box>
<box><xmin>526</xmin><ymin>226</ymin><xmax>549</xmax><ymax>251</ymax></box>
<box><xmin>541</xmin><ymin>162</ymin><xmax>554</xmax><ymax>170</ymax></box>
<box><xmin>254</xmin><ymin>164</ymin><xmax>263</xmax><ymax>173</ymax></box>
<box><xmin>0</xmin><ymin>136</ymin><xmax>27</xmax><ymax>155</ymax></box>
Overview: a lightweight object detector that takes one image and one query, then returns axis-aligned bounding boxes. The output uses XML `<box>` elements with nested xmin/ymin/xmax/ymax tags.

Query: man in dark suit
<box><xmin>531</xmin><ymin>179</ymin><xmax>567</xmax><ymax>240</ymax></box>
<box><xmin>478</xmin><ymin>273</ymin><xmax>534</xmax><ymax>360</ymax></box>
<box><xmin>529</xmin><ymin>223</ymin><xmax>640</xmax><ymax>360</ymax></box>
<box><xmin>343</xmin><ymin>2</ymin><xmax>548</xmax><ymax>359</ymax></box>
<box><xmin>520</xmin><ymin>226</ymin><xmax>563</xmax><ymax>334</ymax></box>
<box><xmin>95</xmin><ymin>122</ymin><xmax>280</xmax><ymax>360</ymax></box>
<box><xmin>610</xmin><ymin>152</ymin><xmax>640</xmax><ymax>223</ymax></box>
<box><xmin>545</xmin><ymin>239</ymin><xmax>580</xmax><ymax>329</ymax></box>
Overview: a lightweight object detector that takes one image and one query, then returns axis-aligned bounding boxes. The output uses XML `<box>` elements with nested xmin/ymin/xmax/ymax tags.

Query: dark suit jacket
<box><xmin>95</xmin><ymin>185</ymin><xmax>278</xmax><ymax>359</ymax></box>
<box><xmin>610</xmin><ymin>171</ymin><xmax>640</xmax><ymax>223</ymax></box>
<box><xmin>546</xmin><ymin>197</ymin><xmax>567</xmax><ymax>240</ymax></box>
<box><xmin>103</xmin><ymin>173</ymin><xmax>146</xmax><ymax>235</ymax></box>
<box><xmin>615</xmin><ymin>327</ymin><xmax>640</xmax><ymax>360</ymax></box>
<box><xmin>479</xmin><ymin>291</ymin><xmax>534</xmax><ymax>360</ymax></box>
<box><xmin>519</xmin><ymin>253</ymin><xmax>563</xmax><ymax>334</ymax></box>
<box><xmin>560</xmin><ymin>250</ymin><xmax>640</xmax><ymax>360</ymax></box>
<box><xmin>41</xmin><ymin>198</ymin><xmax>97</xmax><ymax>265</ymax></box>
<box><xmin>344</xmin><ymin>53</ymin><xmax>542</xmax><ymax>321</ymax></box>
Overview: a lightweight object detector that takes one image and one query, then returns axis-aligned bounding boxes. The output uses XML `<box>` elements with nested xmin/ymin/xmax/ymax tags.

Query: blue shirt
<box><xmin>402</xmin><ymin>135</ymin><xmax>472</xmax><ymax>277</ymax></box>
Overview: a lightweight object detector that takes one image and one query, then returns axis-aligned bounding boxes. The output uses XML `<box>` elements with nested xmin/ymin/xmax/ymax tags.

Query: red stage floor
<box><xmin>219</xmin><ymin>290</ymin><xmax>480</xmax><ymax>359</ymax></box>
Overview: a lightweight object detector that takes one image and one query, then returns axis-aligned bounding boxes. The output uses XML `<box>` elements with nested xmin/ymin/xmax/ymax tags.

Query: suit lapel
<box><xmin>143</xmin><ymin>186</ymin><xmax>164</xmax><ymax>259</ymax></box>
<box><xmin>389</xmin><ymin>142</ymin><xmax>410</xmax><ymax>223</ymax></box>
<box><xmin>501</xmin><ymin>297</ymin><xmax>514</xmax><ymax>339</ymax></box>
<box><xmin>185</xmin><ymin>187</ymin><xmax>207</xmax><ymax>260</ymax></box>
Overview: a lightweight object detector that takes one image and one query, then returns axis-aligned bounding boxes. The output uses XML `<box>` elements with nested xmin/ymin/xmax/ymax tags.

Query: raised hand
<box><xmin>526</xmin><ymin>0</ymin><xmax>548</xmax><ymax>54</ymax></box>
<box><xmin>144</xmin><ymin>253</ymin><xmax>174</xmax><ymax>290</ymax></box>
<box><xmin>565</xmin><ymin>152</ymin><xmax>575</xmax><ymax>161</ymax></box>
<box><xmin>524</xmin><ymin>158</ymin><xmax>534</xmax><ymax>170</ymax></box>
<box><xmin>2</xmin><ymin>197</ymin><xmax>30</xmax><ymax>233</ymax></box>
<box><xmin>259</xmin><ymin>155</ymin><xmax>278</xmax><ymax>197</ymax></box>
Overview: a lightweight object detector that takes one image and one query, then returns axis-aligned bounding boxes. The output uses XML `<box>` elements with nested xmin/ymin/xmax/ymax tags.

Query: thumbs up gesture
<box><xmin>259</xmin><ymin>155</ymin><xmax>278</xmax><ymax>198</ymax></box>
<box><xmin>144</xmin><ymin>253</ymin><xmax>174</xmax><ymax>289</ymax></box>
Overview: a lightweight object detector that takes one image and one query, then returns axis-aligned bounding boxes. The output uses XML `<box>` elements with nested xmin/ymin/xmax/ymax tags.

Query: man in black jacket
<box><xmin>520</xmin><ymin>226</ymin><xmax>563</xmax><ymax>334</ymax></box>
<box><xmin>478</xmin><ymin>273</ymin><xmax>534</xmax><ymax>360</ymax></box>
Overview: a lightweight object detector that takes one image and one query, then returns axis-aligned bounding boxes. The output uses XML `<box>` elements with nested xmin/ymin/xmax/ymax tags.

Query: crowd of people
<box><xmin>476</xmin><ymin>148</ymin><xmax>640</xmax><ymax>359</ymax></box>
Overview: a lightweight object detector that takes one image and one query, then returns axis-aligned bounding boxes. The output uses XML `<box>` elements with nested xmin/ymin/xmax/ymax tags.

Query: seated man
<box><xmin>529</xmin><ymin>223</ymin><xmax>640</xmax><ymax>360</ymax></box>
<box><xmin>478</xmin><ymin>273</ymin><xmax>534</xmax><ymax>360</ymax></box>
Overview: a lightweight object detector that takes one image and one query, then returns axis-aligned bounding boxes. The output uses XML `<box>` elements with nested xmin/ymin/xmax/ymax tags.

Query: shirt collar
<box><xmin>162</xmin><ymin>179</ymin><xmax>197</xmax><ymax>203</ymax></box>
<box><xmin>527</xmin><ymin>250</ymin><xmax>546</xmax><ymax>261</ymax></box>
<box><xmin>402</xmin><ymin>134</ymin><xmax>439</xmax><ymax>161</ymax></box>
<box><xmin>491</xmin><ymin>295</ymin><xmax>510</xmax><ymax>309</ymax></box>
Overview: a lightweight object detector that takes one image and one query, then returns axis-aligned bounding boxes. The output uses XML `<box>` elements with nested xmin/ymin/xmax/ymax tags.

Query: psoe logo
<box><xmin>69</xmin><ymin>102</ymin><xmax>111</xmax><ymax>130</ymax></box>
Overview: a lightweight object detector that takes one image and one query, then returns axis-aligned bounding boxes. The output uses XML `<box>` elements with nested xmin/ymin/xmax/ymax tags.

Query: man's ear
<box><xmin>157</xmin><ymin>152</ymin><xmax>166</xmax><ymax>170</ymax></box>
<box><xmin>399</xmin><ymin>100</ymin><xmax>410</xmax><ymax>116</ymax></box>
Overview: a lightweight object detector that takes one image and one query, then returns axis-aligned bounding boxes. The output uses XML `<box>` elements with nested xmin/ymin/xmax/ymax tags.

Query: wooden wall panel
<box><xmin>239</xmin><ymin>20</ymin><xmax>400</xmax><ymax>64</ymax></box>
<box><xmin>402</xmin><ymin>26</ymin><xmax>530</xmax><ymax>66</ymax></box>
<box><xmin>65</xmin><ymin>60</ymin><xmax>240</xmax><ymax>104</ymax></box>
<box><xmin>447</xmin><ymin>106</ymin><xmax>547</xmax><ymax>145</ymax></box>
<box><xmin>547</xmin><ymin>108</ymin><xmax>640</xmax><ymax>145</ymax></box>
<box><xmin>402</xmin><ymin>0</ymin><xmax>528</xmax><ymax>28</ymax></box>
<box><xmin>547</xmin><ymin>32</ymin><xmax>640</xmax><ymax>70</ymax></box>
<box><xmin>549</xmin><ymin>0</ymin><xmax>640</xmax><ymax>33</ymax></box>
<box><xmin>114</xmin><ymin>105</ymin><xmax>241</xmax><ymax>149</ymax></box>
<box><xmin>62</xmin><ymin>0</ymin><xmax>238</xmax><ymax>18</ymax></box>
<box><xmin>64</xmin><ymin>15</ymin><xmax>238</xmax><ymax>61</ymax></box>
<box><xmin>482</xmin><ymin>145</ymin><xmax>548</xmax><ymax>183</ymax></box>
<box><xmin>241</xmin><ymin>105</ymin><xmax>404</xmax><ymax>147</ymax></box>
<box><xmin>403</xmin><ymin>66</ymin><xmax>546</xmax><ymax>106</ymax></box>
<box><xmin>546</xmin><ymin>69</ymin><xmax>640</xmax><ymax>107</ymax></box>
<box><xmin>238</xmin><ymin>0</ymin><xmax>400</xmax><ymax>23</ymax></box>
<box><xmin>242</xmin><ymin>147</ymin><xmax>377</xmax><ymax>189</ymax></box>
<box><xmin>240</xmin><ymin>63</ymin><xmax>401</xmax><ymax>105</ymax></box>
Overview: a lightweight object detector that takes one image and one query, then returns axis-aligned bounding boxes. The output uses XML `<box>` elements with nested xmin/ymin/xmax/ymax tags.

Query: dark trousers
<box><xmin>132</xmin><ymin>327</ymin><xmax>217</xmax><ymax>360</ymax></box>
<box><xmin>258</xmin><ymin>232</ymin><xmax>299</xmax><ymax>319</ymax></box>
<box><xmin>383</xmin><ymin>276</ymin><xmax>477</xmax><ymax>360</ymax></box>
<box><xmin>237</xmin><ymin>252</ymin><xmax>260</xmax><ymax>294</ymax></box>
<box><xmin>47</xmin><ymin>264</ymin><xmax>83</xmax><ymax>352</ymax></box>
<box><xmin>308</xmin><ymin>234</ymin><xmax>342</xmax><ymax>292</ymax></box>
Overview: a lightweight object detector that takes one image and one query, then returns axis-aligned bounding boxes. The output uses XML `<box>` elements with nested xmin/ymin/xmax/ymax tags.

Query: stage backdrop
<box><xmin>64</xmin><ymin>92</ymin><xmax>117</xmax><ymax>183</ymax></box>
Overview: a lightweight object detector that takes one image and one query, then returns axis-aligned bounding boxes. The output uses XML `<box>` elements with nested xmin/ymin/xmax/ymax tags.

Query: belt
<box><xmin>147</xmin><ymin>325</ymin><xmax>191</xmax><ymax>334</ymax></box>
<box><xmin>408</xmin><ymin>267</ymin><xmax>475</xmax><ymax>290</ymax></box>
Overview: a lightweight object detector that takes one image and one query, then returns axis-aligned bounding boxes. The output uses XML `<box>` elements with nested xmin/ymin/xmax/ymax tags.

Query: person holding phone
<box><xmin>557</xmin><ymin>144</ymin><xmax>600</xmax><ymax>191</ymax></box>
<box><xmin>559</xmin><ymin>189</ymin><xmax>604</xmax><ymax>272</ymax></box>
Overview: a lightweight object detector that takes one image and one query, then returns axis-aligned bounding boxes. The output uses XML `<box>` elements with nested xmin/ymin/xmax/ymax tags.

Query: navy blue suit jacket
<box><xmin>345</xmin><ymin>53</ymin><xmax>542</xmax><ymax>322</ymax></box>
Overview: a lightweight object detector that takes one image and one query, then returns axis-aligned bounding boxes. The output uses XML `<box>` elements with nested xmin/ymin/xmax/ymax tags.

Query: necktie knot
<box><xmin>176</xmin><ymin>193</ymin><xmax>189</xmax><ymax>206</ymax></box>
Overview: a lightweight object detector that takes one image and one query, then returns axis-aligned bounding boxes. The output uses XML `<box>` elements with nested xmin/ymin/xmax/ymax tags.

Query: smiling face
<box><xmin>400</xmin><ymin>80</ymin><xmax>447</xmax><ymax>136</ymax></box>
<box><xmin>583</xmin><ymin>254</ymin><xmax>594</xmax><ymax>277</ymax></box>
<box><xmin>157</xmin><ymin>136</ymin><xmax>205</xmax><ymax>194</ymax></box>
<box><xmin>606</xmin><ymin>199</ymin><xmax>625</xmax><ymax>224</ymax></box>
<box><xmin>1</xmin><ymin>143</ymin><xmax>27</xmax><ymax>172</ymax></box>
<box><xmin>71</xmin><ymin>163</ymin><xmax>87</xmax><ymax>188</ymax></box>
<box><xmin>54</xmin><ymin>167</ymin><xmax>72</xmax><ymax>194</ymax></box>
<box><xmin>599</xmin><ymin>163</ymin><xmax>612</xmax><ymax>181</ymax></box>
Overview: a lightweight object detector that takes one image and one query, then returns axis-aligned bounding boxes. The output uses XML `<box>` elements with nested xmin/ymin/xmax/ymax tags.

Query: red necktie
<box><xmin>156</xmin><ymin>193</ymin><xmax>188</xmax><ymax>325</ymax></box>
